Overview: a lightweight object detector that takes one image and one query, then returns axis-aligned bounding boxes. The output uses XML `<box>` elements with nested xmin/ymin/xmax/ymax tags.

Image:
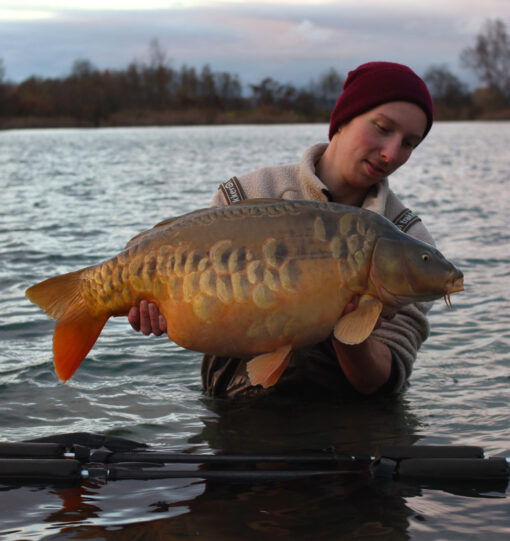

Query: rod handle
<box><xmin>0</xmin><ymin>459</ymin><xmax>82</xmax><ymax>482</ymax></box>
<box><xmin>0</xmin><ymin>442</ymin><xmax>65</xmax><ymax>459</ymax></box>
<box><xmin>397</xmin><ymin>457</ymin><xmax>509</xmax><ymax>481</ymax></box>
<box><xmin>377</xmin><ymin>445</ymin><xmax>484</xmax><ymax>460</ymax></box>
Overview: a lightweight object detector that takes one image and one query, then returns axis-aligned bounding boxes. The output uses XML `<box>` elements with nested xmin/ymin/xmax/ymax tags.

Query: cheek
<box><xmin>361</xmin><ymin>130</ymin><xmax>386</xmax><ymax>152</ymax></box>
<box><xmin>396</xmin><ymin>149</ymin><xmax>413</xmax><ymax>167</ymax></box>
<box><xmin>348</xmin><ymin>132</ymin><xmax>378</xmax><ymax>156</ymax></box>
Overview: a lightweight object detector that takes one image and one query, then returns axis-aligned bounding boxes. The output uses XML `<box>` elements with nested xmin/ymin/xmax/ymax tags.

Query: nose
<box><xmin>380</xmin><ymin>138</ymin><xmax>401</xmax><ymax>164</ymax></box>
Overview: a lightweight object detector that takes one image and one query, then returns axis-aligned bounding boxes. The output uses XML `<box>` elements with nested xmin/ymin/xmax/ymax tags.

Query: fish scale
<box><xmin>26</xmin><ymin>199</ymin><xmax>463</xmax><ymax>384</ymax></box>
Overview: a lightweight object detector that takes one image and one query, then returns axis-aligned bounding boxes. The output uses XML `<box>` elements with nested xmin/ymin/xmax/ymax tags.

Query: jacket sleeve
<box><xmin>371</xmin><ymin>301</ymin><xmax>432</xmax><ymax>392</ymax></box>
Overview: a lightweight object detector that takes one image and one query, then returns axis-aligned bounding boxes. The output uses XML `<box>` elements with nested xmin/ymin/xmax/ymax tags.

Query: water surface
<box><xmin>1</xmin><ymin>123</ymin><xmax>509</xmax><ymax>540</ymax></box>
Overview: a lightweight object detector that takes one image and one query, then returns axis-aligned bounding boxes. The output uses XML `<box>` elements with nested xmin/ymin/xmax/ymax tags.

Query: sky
<box><xmin>1</xmin><ymin>0</ymin><xmax>510</xmax><ymax>89</ymax></box>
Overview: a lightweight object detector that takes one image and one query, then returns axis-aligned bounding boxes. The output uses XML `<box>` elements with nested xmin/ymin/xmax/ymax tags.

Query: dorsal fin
<box><xmin>125</xmin><ymin>217</ymin><xmax>180</xmax><ymax>249</ymax></box>
<box><xmin>125</xmin><ymin>200</ymin><xmax>284</xmax><ymax>250</ymax></box>
<box><xmin>124</xmin><ymin>207</ymin><xmax>216</xmax><ymax>249</ymax></box>
<box><xmin>231</xmin><ymin>198</ymin><xmax>283</xmax><ymax>206</ymax></box>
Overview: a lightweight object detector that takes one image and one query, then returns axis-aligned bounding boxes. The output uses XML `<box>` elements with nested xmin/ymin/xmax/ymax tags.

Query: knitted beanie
<box><xmin>328</xmin><ymin>61</ymin><xmax>434</xmax><ymax>141</ymax></box>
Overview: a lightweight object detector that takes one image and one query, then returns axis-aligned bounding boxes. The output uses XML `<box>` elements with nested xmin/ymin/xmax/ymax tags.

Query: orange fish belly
<box><xmin>162</xmin><ymin>258</ymin><xmax>350</xmax><ymax>356</ymax></box>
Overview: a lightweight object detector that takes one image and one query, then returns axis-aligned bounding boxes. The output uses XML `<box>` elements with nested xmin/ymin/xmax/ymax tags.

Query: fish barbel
<box><xmin>26</xmin><ymin>199</ymin><xmax>464</xmax><ymax>386</ymax></box>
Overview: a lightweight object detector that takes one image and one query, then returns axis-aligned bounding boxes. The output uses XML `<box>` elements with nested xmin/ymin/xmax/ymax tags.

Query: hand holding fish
<box><xmin>128</xmin><ymin>301</ymin><xmax>167</xmax><ymax>336</ymax></box>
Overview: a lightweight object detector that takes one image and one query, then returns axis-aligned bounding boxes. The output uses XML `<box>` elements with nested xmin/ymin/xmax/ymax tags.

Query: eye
<box><xmin>421</xmin><ymin>253</ymin><xmax>430</xmax><ymax>262</ymax></box>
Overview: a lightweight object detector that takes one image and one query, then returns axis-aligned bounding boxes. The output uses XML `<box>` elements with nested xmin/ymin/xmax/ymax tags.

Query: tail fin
<box><xmin>26</xmin><ymin>271</ymin><xmax>108</xmax><ymax>381</ymax></box>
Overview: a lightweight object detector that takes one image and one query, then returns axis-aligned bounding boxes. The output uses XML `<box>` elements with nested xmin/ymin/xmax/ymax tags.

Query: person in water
<box><xmin>128</xmin><ymin>61</ymin><xmax>435</xmax><ymax>399</ymax></box>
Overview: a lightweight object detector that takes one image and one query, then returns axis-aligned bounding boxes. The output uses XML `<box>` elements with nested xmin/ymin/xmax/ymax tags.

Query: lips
<box><xmin>365</xmin><ymin>160</ymin><xmax>388</xmax><ymax>177</ymax></box>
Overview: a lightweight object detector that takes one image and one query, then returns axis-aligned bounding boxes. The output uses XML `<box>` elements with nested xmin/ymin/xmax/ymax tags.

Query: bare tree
<box><xmin>250</xmin><ymin>77</ymin><xmax>280</xmax><ymax>107</ymax></box>
<box><xmin>423</xmin><ymin>65</ymin><xmax>470</xmax><ymax>107</ymax></box>
<box><xmin>461</xmin><ymin>18</ymin><xmax>510</xmax><ymax>100</ymax></box>
<box><xmin>214</xmin><ymin>71</ymin><xmax>242</xmax><ymax>107</ymax></box>
<box><xmin>71</xmin><ymin>58</ymin><xmax>96</xmax><ymax>78</ymax></box>
<box><xmin>146</xmin><ymin>39</ymin><xmax>174</xmax><ymax>108</ymax></box>
<box><xmin>0</xmin><ymin>59</ymin><xmax>6</xmax><ymax>115</ymax></box>
<box><xmin>149</xmin><ymin>38</ymin><xmax>168</xmax><ymax>69</ymax></box>
<box><xmin>317</xmin><ymin>67</ymin><xmax>344</xmax><ymax>108</ymax></box>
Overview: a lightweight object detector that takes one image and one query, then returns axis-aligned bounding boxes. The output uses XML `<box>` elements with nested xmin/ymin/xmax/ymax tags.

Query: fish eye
<box><xmin>421</xmin><ymin>253</ymin><xmax>430</xmax><ymax>262</ymax></box>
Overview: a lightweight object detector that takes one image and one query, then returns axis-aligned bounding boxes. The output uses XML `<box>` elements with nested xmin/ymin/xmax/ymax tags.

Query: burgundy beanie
<box><xmin>328</xmin><ymin>61</ymin><xmax>434</xmax><ymax>141</ymax></box>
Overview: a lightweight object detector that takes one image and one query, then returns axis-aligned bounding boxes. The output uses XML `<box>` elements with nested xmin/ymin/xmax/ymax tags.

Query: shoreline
<box><xmin>1</xmin><ymin>108</ymin><xmax>510</xmax><ymax>131</ymax></box>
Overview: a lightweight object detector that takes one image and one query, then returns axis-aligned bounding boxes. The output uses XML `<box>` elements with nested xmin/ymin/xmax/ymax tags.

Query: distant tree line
<box><xmin>1</xmin><ymin>19</ymin><xmax>510</xmax><ymax>129</ymax></box>
<box><xmin>423</xmin><ymin>19</ymin><xmax>510</xmax><ymax>120</ymax></box>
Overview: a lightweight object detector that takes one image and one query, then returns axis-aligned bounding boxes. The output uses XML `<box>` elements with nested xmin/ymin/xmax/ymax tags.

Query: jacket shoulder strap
<box><xmin>219</xmin><ymin>176</ymin><xmax>247</xmax><ymax>205</ymax></box>
<box><xmin>392</xmin><ymin>208</ymin><xmax>421</xmax><ymax>233</ymax></box>
<box><xmin>219</xmin><ymin>179</ymin><xmax>421</xmax><ymax>232</ymax></box>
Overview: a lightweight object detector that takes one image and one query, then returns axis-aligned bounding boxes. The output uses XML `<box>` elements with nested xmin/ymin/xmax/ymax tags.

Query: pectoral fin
<box><xmin>246</xmin><ymin>344</ymin><xmax>292</xmax><ymax>389</ymax></box>
<box><xmin>334</xmin><ymin>295</ymin><xmax>383</xmax><ymax>345</ymax></box>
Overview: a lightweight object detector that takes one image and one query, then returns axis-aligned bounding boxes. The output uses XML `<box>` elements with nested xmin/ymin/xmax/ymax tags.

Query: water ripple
<box><xmin>1</xmin><ymin>123</ymin><xmax>510</xmax><ymax>538</ymax></box>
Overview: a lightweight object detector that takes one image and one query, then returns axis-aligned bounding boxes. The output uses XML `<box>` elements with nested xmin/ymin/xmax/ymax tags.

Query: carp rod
<box><xmin>0</xmin><ymin>432</ymin><xmax>508</xmax><ymax>487</ymax></box>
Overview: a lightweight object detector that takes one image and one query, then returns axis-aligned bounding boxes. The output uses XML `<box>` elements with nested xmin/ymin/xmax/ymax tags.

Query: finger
<box><xmin>343</xmin><ymin>295</ymin><xmax>360</xmax><ymax>315</ymax></box>
<box><xmin>148</xmin><ymin>303</ymin><xmax>162</xmax><ymax>336</ymax></box>
<box><xmin>128</xmin><ymin>306</ymin><xmax>141</xmax><ymax>332</ymax></box>
<box><xmin>139</xmin><ymin>300</ymin><xmax>152</xmax><ymax>335</ymax></box>
<box><xmin>343</xmin><ymin>303</ymin><xmax>356</xmax><ymax>315</ymax></box>
<box><xmin>159</xmin><ymin>314</ymin><xmax>167</xmax><ymax>334</ymax></box>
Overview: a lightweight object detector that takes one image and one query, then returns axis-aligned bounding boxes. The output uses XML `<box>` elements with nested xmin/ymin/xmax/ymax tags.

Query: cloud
<box><xmin>289</xmin><ymin>19</ymin><xmax>334</xmax><ymax>43</ymax></box>
<box><xmin>0</xmin><ymin>9</ymin><xmax>54</xmax><ymax>21</ymax></box>
<box><xmin>0</xmin><ymin>1</ymin><xmax>509</xmax><ymax>86</ymax></box>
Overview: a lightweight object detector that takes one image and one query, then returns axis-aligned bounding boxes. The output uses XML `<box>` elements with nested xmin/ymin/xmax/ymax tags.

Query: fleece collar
<box><xmin>298</xmin><ymin>142</ymin><xmax>390</xmax><ymax>214</ymax></box>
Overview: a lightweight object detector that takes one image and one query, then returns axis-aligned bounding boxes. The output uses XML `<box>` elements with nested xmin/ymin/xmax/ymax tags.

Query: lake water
<box><xmin>1</xmin><ymin>122</ymin><xmax>509</xmax><ymax>540</ymax></box>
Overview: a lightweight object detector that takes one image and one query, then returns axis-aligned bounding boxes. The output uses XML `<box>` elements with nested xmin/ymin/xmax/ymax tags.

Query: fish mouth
<box><xmin>447</xmin><ymin>275</ymin><xmax>464</xmax><ymax>294</ymax></box>
<box><xmin>443</xmin><ymin>274</ymin><xmax>464</xmax><ymax>308</ymax></box>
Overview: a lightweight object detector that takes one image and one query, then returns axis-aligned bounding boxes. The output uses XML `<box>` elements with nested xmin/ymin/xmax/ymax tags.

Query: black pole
<box><xmin>0</xmin><ymin>442</ymin><xmax>66</xmax><ymax>459</ymax></box>
<box><xmin>397</xmin><ymin>457</ymin><xmax>509</xmax><ymax>481</ymax></box>
<box><xmin>102</xmin><ymin>451</ymin><xmax>370</xmax><ymax>465</ymax></box>
<box><xmin>377</xmin><ymin>445</ymin><xmax>484</xmax><ymax>460</ymax></box>
<box><xmin>0</xmin><ymin>433</ymin><xmax>507</xmax><ymax>486</ymax></box>
<box><xmin>0</xmin><ymin>459</ymin><xmax>82</xmax><ymax>483</ymax></box>
<box><xmin>107</xmin><ymin>467</ymin><xmax>363</xmax><ymax>482</ymax></box>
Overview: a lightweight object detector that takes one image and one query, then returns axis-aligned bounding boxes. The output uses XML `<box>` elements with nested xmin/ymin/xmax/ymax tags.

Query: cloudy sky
<box><xmin>1</xmin><ymin>0</ymin><xmax>509</xmax><ymax>89</ymax></box>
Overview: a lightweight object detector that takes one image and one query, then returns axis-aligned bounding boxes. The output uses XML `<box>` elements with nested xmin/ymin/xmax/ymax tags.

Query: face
<box><xmin>329</xmin><ymin>101</ymin><xmax>427</xmax><ymax>191</ymax></box>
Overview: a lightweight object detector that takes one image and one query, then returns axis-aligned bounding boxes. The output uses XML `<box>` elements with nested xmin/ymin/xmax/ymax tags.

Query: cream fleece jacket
<box><xmin>211</xmin><ymin>142</ymin><xmax>435</xmax><ymax>392</ymax></box>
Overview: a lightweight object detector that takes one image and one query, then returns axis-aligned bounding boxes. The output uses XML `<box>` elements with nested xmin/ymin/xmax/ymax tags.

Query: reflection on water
<box><xmin>1</xmin><ymin>394</ymin><xmax>508</xmax><ymax>540</ymax></box>
<box><xmin>1</xmin><ymin>394</ymin><xmax>423</xmax><ymax>540</ymax></box>
<box><xmin>0</xmin><ymin>123</ymin><xmax>510</xmax><ymax>539</ymax></box>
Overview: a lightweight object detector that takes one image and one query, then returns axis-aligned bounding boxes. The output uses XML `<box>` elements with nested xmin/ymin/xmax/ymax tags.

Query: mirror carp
<box><xmin>26</xmin><ymin>199</ymin><xmax>464</xmax><ymax>387</ymax></box>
